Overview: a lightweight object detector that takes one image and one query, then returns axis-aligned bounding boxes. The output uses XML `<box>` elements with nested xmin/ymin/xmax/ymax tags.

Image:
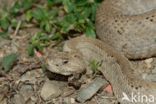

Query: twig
<box><xmin>13</xmin><ymin>20</ymin><xmax>22</xmax><ymax>36</ymax></box>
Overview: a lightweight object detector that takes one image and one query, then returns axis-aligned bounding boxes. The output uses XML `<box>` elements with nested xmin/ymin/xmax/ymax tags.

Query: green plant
<box><xmin>1</xmin><ymin>53</ymin><xmax>18</xmax><ymax>72</ymax></box>
<box><xmin>89</xmin><ymin>59</ymin><xmax>102</xmax><ymax>74</ymax></box>
<box><xmin>0</xmin><ymin>0</ymin><xmax>37</xmax><ymax>37</ymax></box>
<box><xmin>0</xmin><ymin>0</ymin><xmax>103</xmax><ymax>56</ymax></box>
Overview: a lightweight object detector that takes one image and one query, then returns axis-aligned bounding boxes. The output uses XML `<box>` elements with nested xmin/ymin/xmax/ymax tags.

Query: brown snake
<box><xmin>61</xmin><ymin>36</ymin><xmax>156</xmax><ymax>104</ymax></box>
<box><xmin>96</xmin><ymin>0</ymin><xmax>156</xmax><ymax>59</ymax></box>
<box><xmin>47</xmin><ymin>0</ymin><xmax>156</xmax><ymax>104</ymax></box>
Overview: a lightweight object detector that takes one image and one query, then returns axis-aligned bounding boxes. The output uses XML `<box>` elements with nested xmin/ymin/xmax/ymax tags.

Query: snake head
<box><xmin>45</xmin><ymin>51</ymin><xmax>86</xmax><ymax>76</ymax></box>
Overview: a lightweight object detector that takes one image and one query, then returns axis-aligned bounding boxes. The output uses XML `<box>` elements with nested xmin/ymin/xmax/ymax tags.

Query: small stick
<box><xmin>13</xmin><ymin>20</ymin><xmax>22</xmax><ymax>36</ymax></box>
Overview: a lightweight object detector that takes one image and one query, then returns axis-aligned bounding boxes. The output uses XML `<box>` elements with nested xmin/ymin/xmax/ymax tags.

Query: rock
<box><xmin>40</xmin><ymin>80</ymin><xmax>65</xmax><ymax>100</ymax></box>
<box><xmin>19</xmin><ymin>84</ymin><xmax>35</xmax><ymax>101</ymax></box>
<box><xmin>145</xmin><ymin>58</ymin><xmax>153</xmax><ymax>68</ymax></box>
<box><xmin>62</xmin><ymin>87</ymin><xmax>75</xmax><ymax>97</ymax></box>
<box><xmin>76</xmin><ymin>77</ymin><xmax>109</xmax><ymax>103</ymax></box>
<box><xmin>144</xmin><ymin>73</ymin><xmax>156</xmax><ymax>82</ymax></box>
<box><xmin>10</xmin><ymin>84</ymin><xmax>36</xmax><ymax>104</ymax></box>
<box><xmin>19</xmin><ymin>68</ymin><xmax>43</xmax><ymax>83</ymax></box>
<box><xmin>11</xmin><ymin>94</ymin><xmax>25</xmax><ymax>104</ymax></box>
<box><xmin>62</xmin><ymin>97</ymin><xmax>76</xmax><ymax>104</ymax></box>
<box><xmin>152</xmin><ymin>67</ymin><xmax>156</xmax><ymax>73</ymax></box>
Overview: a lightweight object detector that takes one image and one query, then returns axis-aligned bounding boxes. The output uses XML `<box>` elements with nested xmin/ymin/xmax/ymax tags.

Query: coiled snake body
<box><xmin>95</xmin><ymin>0</ymin><xmax>156</xmax><ymax>103</ymax></box>
<box><xmin>47</xmin><ymin>0</ymin><xmax>156</xmax><ymax>104</ymax></box>
<box><xmin>63</xmin><ymin>37</ymin><xmax>156</xmax><ymax>104</ymax></box>
<box><xmin>96</xmin><ymin>0</ymin><xmax>156</xmax><ymax>59</ymax></box>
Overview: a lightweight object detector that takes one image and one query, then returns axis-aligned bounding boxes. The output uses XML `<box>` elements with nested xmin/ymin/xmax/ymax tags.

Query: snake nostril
<box><xmin>63</xmin><ymin>60</ymin><xmax>69</xmax><ymax>64</ymax></box>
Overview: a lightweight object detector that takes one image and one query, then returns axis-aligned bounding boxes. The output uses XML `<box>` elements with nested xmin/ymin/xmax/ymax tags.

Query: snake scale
<box><xmin>47</xmin><ymin>0</ymin><xmax>156</xmax><ymax>104</ymax></box>
<box><xmin>96</xmin><ymin>0</ymin><xmax>156</xmax><ymax>59</ymax></box>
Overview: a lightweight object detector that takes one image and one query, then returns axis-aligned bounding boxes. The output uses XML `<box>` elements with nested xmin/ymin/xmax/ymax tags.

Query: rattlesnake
<box><xmin>96</xmin><ymin>0</ymin><xmax>156</xmax><ymax>59</ymax></box>
<box><xmin>61</xmin><ymin>36</ymin><xmax>156</xmax><ymax>104</ymax></box>
<box><xmin>46</xmin><ymin>0</ymin><xmax>156</xmax><ymax>104</ymax></box>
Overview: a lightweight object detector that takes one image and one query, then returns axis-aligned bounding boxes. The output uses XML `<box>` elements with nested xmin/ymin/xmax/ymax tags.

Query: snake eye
<box><xmin>63</xmin><ymin>60</ymin><xmax>68</xmax><ymax>64</ymax></box>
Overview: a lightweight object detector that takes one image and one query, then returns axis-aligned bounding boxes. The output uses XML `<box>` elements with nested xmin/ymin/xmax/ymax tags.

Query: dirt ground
<box><xmin>1</xmin><ymin>1</ymin><xmax>156</xmax><ymax>104</ymax></box>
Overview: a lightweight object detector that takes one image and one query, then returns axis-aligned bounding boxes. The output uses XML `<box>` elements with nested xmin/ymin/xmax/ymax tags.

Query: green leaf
<box><xmin>10</xmin><ymin>1</ymin><xmax>21</xmax><ymax>15</ymax></box>
<box><xmin>47</xmin><ymin>0</ymin><xmax>62</xmax><ymax>5</ymax></box>
<box><xmin>21</xmin><ymin>0</ymin><xmax>34</xmax><ymax>10</ymax></box>
<box><xmin>60</xmin><ymin>21</ymin><xmax>72</xmax><ymax>33</ymax></box>
<box><xmin>94</xmin><ymin>0</ymin><xmax>103</xmax><ymax>3</ymax></box>
<box><xmin>27</xmin><ymin>44</ymin><xmax>35</xmax><ymax>56</ymax></box>
<box><xmin>65</xmin><ymin>14</ymin><xmax>77</xmax><ymax>23</ymax></box>
<box><xmin>11</xmin><ymin>19</ymin><xmax>18</xmax><ymax>28</ymax></box>
<box><xmin>2</xmin><ymin>53</ymin><xmax>18</xmax><ymax>72</ymax></box>
<box><xmin>51</xmin><ymin>33</ymin><xmax>63</xmax><ymax>41</ymax></box>
<box><xmin>45</xmin><ymin>22</ymin><xmax>52</xmax><ymax>32</ymax></box>
<box><xmin>48</xmin><ymin>10</ymin><xmax>58</xmax><ymax>19</ymax></box>
<box><xmin>75</xmin><ymin>0</ymin><xmax>88</xmax><ymax>6</ymax></box>
<box><xmin>81</xmin><ymin>8</ymin><xmax>91</xmax><ymax>18</ymax></box>
<box><xmin>89</xmin><ymin>59</ymin><xmax>101</xmax><ymax>74</ymax></box>
<box><xmin>40</xmin><ymin>21</ymin><xmax>52</xmax><ymax>32</ymax></box>
<box><xmin>36</xmin><ymin>44</ymin><xmax>44</xmax><ymax>51</ymax></box>
<box><xmin>85</xmin><ymin>26</ymin><xmax>96</xmax><ymax>38</ymax></box>
<box><xmin>59</xmin><ymin>13</ymin><xmax>77</xmax><ymax>33</ymax></box>
<box><xmin>10</xmin><ymin>0</ymin><xmax>35</xmax><ymax>15</ymax></box>
<box><xmin>32</xmin><ymin>8</ymin><xmax>48</xmax><ymax>21</ymax></box>
<box><xmin>63</xmin><ymin>0</ymin><xmax>75</xmax><ymax>13</ymax></box>
<box><xmin>18</xmin><ymin>0</ymin><xmax>103</xmax><ymax>54</ymax></box>
<box><xmin>90</xmin><ymin>4</ymin><xmax>98</xmax><ymax>21</ymax></box>
<box><xmin>0</xmin><ymin>17</ymin><xmax>10</xmax><ymax>31</ymax></box>
<box><xmin>25</xmin><ymin>10</ymin><xmax>33</xmax><ymax>21</ymax></box>
<box><xmin>29</xmin><ymin>32</ymin><xmax>52</xmax><ymax>53</ymax></box>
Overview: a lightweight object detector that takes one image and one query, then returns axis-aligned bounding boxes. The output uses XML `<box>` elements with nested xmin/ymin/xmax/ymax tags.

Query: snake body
<box><xmin>63</xmin><ymin>36</ymin><xmax>156</xmax><ymax>104</ymax></box>
<box><xmin>47</xmin><ymin>0</ymin><xmax>156</xmax><ymax>103</ymax></box>
<box><xmin>96</xmin><ymin>0</ymin><xmax>156</xmax><ymax>59</ymax></box>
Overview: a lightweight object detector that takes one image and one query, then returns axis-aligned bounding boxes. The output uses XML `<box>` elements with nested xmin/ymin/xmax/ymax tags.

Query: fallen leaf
<box><xmin>104</xmin><ymin>84</ymin><xmax>113</xmax><ymax>94</ymax></box>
